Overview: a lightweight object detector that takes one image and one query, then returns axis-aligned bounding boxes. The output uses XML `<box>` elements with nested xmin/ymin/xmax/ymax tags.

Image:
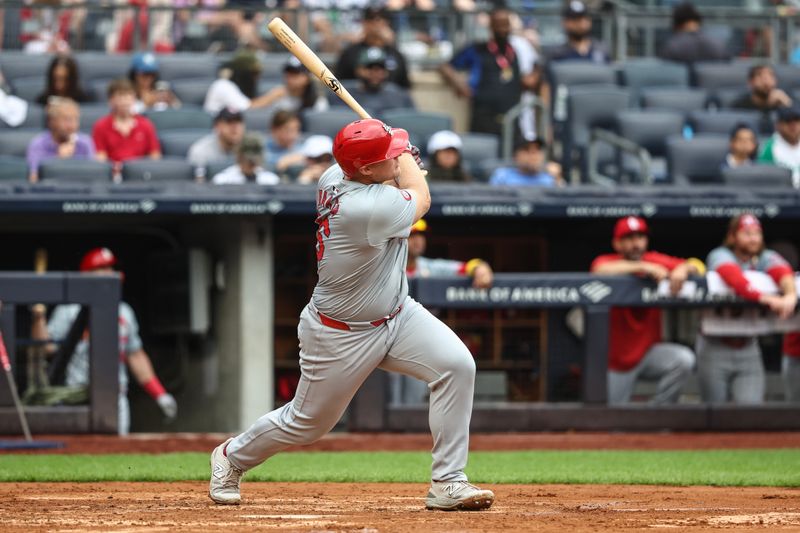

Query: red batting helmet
<box><xmin>80</xmin><ymin>247</ymin><xmax>117</xmax><ymax>272</ymax></box>
<box><xmin>333</xmin><ymin>119</ymin><xmax>409</xmax><ymax>176</ymax></box>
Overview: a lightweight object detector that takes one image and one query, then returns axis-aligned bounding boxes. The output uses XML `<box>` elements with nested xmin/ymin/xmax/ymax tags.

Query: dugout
<box><xmin>0</xmin><ymin>182</ymin><xmax>799</xmax><ymax>433</ymax></box>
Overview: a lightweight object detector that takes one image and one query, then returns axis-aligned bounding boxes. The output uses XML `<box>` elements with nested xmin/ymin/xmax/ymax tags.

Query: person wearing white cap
<box><xmin>297</xmin><ymin>135</ymin><xmax>334</xmax><ymax>184</ymax></box>
<box><xmin>426</xmin><ymin>130</ymin><xmax>472</xmax><ymax>182</ymax></box>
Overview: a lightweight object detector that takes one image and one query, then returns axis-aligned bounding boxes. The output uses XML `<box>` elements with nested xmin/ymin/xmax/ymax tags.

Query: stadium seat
<box><xmin>549</xmin><ymin>62</ymin><xmax>617</xmax><ymax>88</ymax></box>
<box><xmin>641</xmin><ymin>88</ymin><xmax>709</xmax><ymax>117</ymax></box>
<box><xmin>380</xmin><ymin>110</ymin><xmax>452</xmax><ymax>154</ymax></box>
<box><xmin>0</xmin><ymin>129</ymin><xmax>39</xmax><ymax>157</ymax></box>
<box><xmin>616</xmin><ymin>110</ymin><xmax>685</xmax><ymax>181</ymax></box>
<box><xmin>0</xmin><ymin>155</ymin><xmax>28</xmax><ymax>181</ymax></box>
<box><xmin>691</xmin><ymin>61</ymin><xmax>750</xmax><ymax>91</ymax></box>
<box><xmin>774</xmin><ymin>64</ymin><xmax>800</xmax><ymax>92</ymax></box>
<box><xmin>722</xmin><ymin>164</ymin><xmax>794</xmax><ymax>187</ymax></box>
<box><xmin>460</xmin><ymin>133</ymin><xmax>500</xmax><ymax>170</ymax></box>
<box><xmin>9</xmin><ymin>76</ymin><xmax>45</xmax><ymax>103</ymax></box>
<box><xmin>159</xmin><ymin>130</ymin><xmax>208</xmax><ymax>157</ymax></box>
<box><xmin>689</xmin><ymin>110</ymin><xmax>763</xmax><ymax>135</ymax></box>
<box><xmin>666</xmin><ymin>134</ymin><xmax>729</xmax><ymax>184</ymax></box>
<box><xmin>75</xmin><ymin>52</ymin><xmax>131</xmax><ymax>81</ymax></box>
<box><xmin>244</xmin><ymin>107</ymin><xmax>275</xmax><ymax>132</ymax></box>
<box><xmin>171</xmin><ymin>78</ymin><xmax>215</xmax><ymax>107</ymax></box>
<box><xmin>206</xmin><ymin>158</ymin><xmax>236</xmax><ymax>181</ymax></box>
<box><xmin>258</xmin><ymin>79</ymin><xmax>281</xmax><ymax>95</ymax></box>
<box><xmin>89</xmin><ymin>79</ymin><xmax>113</xmax><ymax>102</ymax></box>
<box><xmin>0</xmin><ymin>105</ymin><xmax>45</xmax><ymax>130</ymax></box>
<box><xmin>38</xmin><ymin>159</ymin><xmax>113</xmax><ymax>182</ymax></box>
<box><xmin>302</xmin><ymin>109</ymin><xmax>361</xmax><ymax>138</ymax></box>
<box><xmin>79</xmin><ymin>104</ymin><xmax>109</xmax><ymax>133</ymax></box>
<box><xmin>157</xmin><ymin>54</ymin><xmax>219</xmax><ymax>81</ymax></box>
<box><xmin>122</xmin><ymin>158</ymin><xmax>195</xmax><ymax>182</ymax></box>
<box><xmin>259</xmin><ymin>53</ymin><xmax>291</xmax><ymax>81</ymax></box>
<box><xmin>146</xmin><ymin>109</ymin><xmax>213</xmax><ymax>131</ymax></box>
<box><xmin>619</xmin><ymin>60</ymin><xmax>690</xmax><ymax>104</ymax></box>
<box><xmin>0</xmin><ymin>52</ymin><xmax>51</xmax><ymax>83</ymax></box>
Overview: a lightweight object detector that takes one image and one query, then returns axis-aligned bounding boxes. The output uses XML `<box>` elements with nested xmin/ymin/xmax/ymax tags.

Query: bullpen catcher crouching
<box><xmin>209</xmin><ymin>119</ymin><xmax>494</xmax><ymax>511</ymax></box>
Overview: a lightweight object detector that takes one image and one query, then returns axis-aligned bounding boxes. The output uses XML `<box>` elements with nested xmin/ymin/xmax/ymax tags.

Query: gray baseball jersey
<box><xmin>312</xmin><ymin>164</ymin><xmax>416</xmax><ymax>322</ymax></box>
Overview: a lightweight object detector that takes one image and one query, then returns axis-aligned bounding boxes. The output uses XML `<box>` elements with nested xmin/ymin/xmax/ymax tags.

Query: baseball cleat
<box><xmin>425</xmin><ymin>480</ymin><xmax>495</xmax><ymax>511</ymax></box>
<box><xmin>209</xmin><ymin>438</ymin><xmax>244</xmax><ymax>505</ymax></box>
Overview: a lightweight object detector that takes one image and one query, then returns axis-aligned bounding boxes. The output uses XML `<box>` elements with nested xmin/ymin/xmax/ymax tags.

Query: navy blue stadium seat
<box><xmin>620</xmin><ymin>60</ymin><xmax>689</xmax><ymax>104</ymax></box>
<box><xmin>0</xmin><ymin>106</ymin><xmax>45</xmax><ymax>130</ymax></box>
<box><xmin>549</xmin><ymin>62</ymin><xmax>617</xmax><ymax>88</ymax></box>
<box><xmin>146</xmin><ymin>109</ymin><xmax>213</xmax><ymax>131</ymax></box>
<box><xmin>9</xmin><ymin>76</ymin><xmax>45</xmax><ymax>103</ymax></box>
<box><xmin>0</xmin><ymin>52</ymin><xmax>51</xmax><ymax>83</ymax></box>
<box><xmin>689</xmin><ymin>110</ymin><xmax>763</xmax><ymax>135</ymax></box>
<box><xmin>157</xmin><ymin>54</ymin><xmax>219</xmax><ymax>81</ymax></box>
<box><xmin>666</xmin><ymin>134</ymin><xmax>728</xmax><ymax>184</ymax></box>
<box><xmin>691</xmin><ymin>61</ymin><xmax>750</xmax><ymax>91</ymax></box>
<box><xmin>721</xmin><ymin>164</ymin><xmax>794</xmax><ymax>187</ymax></box>
<box><xmin>380</xmin><ymin>110</ymin><xmax>452</xmax><ymax>154</ymax></box>
<box><xmin>460</xmin><ymin>133</ymin><xmax>500</xmax><ymax>170</ymax></box>
<box><xmin>616</xmin><ymin>110</ymin><xmax>686</xmax><ymax>182</ymax></box>
<box><xmin>38</xmin><ymin>159</ymin><xmax>113</xmax><ymax>182</ymax></box>
<box><xmin>774</xmin><ymin>64</ymin><xmax>800</xmax><ymax>92</ymax></box>
<box><xmin>244</xmin><ymin>107</ymin><xmax>276</xmax><ymax>132</ymax></box>
<box><xmin>302</xmin><ymin>109</ymin><xmax>360</xmax><ymax>138</ymax></box>
<box><xmin>122</xmin><ymin>158</ymin><xmax>195</xmax><ymax>182</ymax></box>
<box><xmin>75</xmin><ymin>52</ymin><xmax>132</xmax><ymax>82</ymax></box>
<box><xmin>0</xmin><ymin>155</ymin><xmax>28</xmax><ymax>181</ymax></box>
<box><xmin>206</xmin><ymin>158</ymin><xmax>236</xmax><ymax>181</ymax></box>
<box><xmin>641</xmin><ymin>88</ymin><xmax>709</xmax><ymax>117</ymax></box>
<box><xmin>79</xmin><ymin>104</ymin><xmax>109</xmax><ymax>133</ymax></box>
<box><xmin>259</xmin><ymin>53</ymin><xmax>291</xmax><ymax>81</ymax></box>
<box><xmin>159</xmin><ymin>130</ymin><xmax>207</xmax><ymax>157</ymax></box>
<box><xmin>0</xmin><ymin>129</ymin><xmax>39</xmax><ymax>157</ymax></box>
<box><xmin>171</xmin><ymin>78</ymin><xmax>215</xmax><ymax>107</ymax></box>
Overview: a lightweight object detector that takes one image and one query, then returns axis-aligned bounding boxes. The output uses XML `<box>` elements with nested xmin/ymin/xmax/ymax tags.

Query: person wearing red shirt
<box><xmin>700</xmin><ymin>214</ymin><xmax>797</xmax><ymax>404</ymax></box>
<box><xmin>591</xmin><ymin>216</ymin><xmax>702</xmax><ymax>405</ymax></box>
<box><xmin>783</xmin><ymin>332</ymin><xmax>800</xmax><ymax>402</ymax></box>
<box><xmin>92</xmin><ymin>78</ymin><xmax>161</xmax><ymax>169</ymax></box>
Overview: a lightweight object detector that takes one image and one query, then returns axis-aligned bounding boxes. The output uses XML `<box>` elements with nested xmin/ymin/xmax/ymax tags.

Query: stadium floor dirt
<box><xmin>4</xmin><ymin>431</ymin><xmax>800</xmax><ymax>454</ymax></box>
<box><xmin>1</xmin><ymin>481</ymin><xmax>799</xmax><ymax>532</ymax></box>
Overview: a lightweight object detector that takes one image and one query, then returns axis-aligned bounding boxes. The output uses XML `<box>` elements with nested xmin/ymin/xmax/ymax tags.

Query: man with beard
<box><xmin>591</xmin><ymin>217</ymin><xmax>700</xmax><ymax>405</ymax></box>
<box><xmin>341</xmin><ymin>47</ymin><xmax>415</xmax><ymax>117</ymax></box>
<box><xmin>440</xmin><ymin>7</ymin><xmax>537</xmax><ymax>137</ymax></box>
<box><xmin>731</xmin><ymin>65</ymin><xmax>792</xmax><ymax>113</ymax></box>
<box><xmin>698</xmin><ymin>214</ymin><xmax>797</xmax><ymax>404</ymax></box>
<box><xmin>658</xmin><ymin>2</ymin><xmax>728</xmax><ymax>64</ymax></box>
<box><xmin>547</xmin><ymin>1</ymin><xmax>610</xmax><ymax>64</ymax></box>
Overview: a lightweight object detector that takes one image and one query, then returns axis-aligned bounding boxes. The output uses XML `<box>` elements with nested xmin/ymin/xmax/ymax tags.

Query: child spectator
<box><xmin>490</xmin><ymin>140</ymin><xmax>559</xmax><ymax>187</ymax></box>
<box><xmin>723</xmin><ymin>123</ymin><xmax>758</xmax><ymax>169</ymax></box>
<box><xmin>264</xmin><ymin>110</ymin><xmax>304</xmax><ymax>173</ymax></box>
<box><xmin>297</xmin><ymin>135</ymin><xmax>334</xmax><ymax>184</ymax></box>
<box><xmin>426</xmin><ymin>130</ymin><xmax>472</xmax><ymax>182</ymax></box>
<box><xmin>128</xmin><ymin>52</ymin><xmax>180</xmax><ymax>113</ymax></box>
<box><xmin>212</xmin><ymin>133</ymin><xmax>279</xmax><ymax>185</ymax></box>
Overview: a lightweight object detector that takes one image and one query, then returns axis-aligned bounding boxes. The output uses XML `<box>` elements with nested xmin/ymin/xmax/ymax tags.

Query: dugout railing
<box><xmin>0</xmin><ymin>273</ymin><xmax>121</xmax><ymax>434</ymax></box>
<box><xmin>349</xmin><ymin>273</ymin><xmax>800</xmax><ymax>432</ymax></box>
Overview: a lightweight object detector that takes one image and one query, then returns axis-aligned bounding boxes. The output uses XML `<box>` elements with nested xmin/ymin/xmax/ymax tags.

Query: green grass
<box><xmin>1</xmin><ymin>450</ymin><xmax>799</xmax><ymax>486</ymax></box>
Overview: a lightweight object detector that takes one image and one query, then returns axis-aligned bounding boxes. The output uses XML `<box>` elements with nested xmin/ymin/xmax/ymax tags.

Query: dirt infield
<box><xmin>3</xmin><ymin>431</ymin><xmax>800</xmax><ymax>454</ymax></box>
<box><xmin>1</xmin><ymin>482</ymin><xmax>799</xmax><ymax>532</ymax></box>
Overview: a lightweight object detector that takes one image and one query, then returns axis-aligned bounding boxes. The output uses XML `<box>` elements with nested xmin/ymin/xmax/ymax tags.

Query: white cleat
<box><xmin>209</xmin><ymin>438</ymin><xmax>244</xmax><ymax>505</ymax></box>
<box><xmin>425</xmin><ymin>480</ymin><xmax>495</xmax><ymax>511</ymax></box>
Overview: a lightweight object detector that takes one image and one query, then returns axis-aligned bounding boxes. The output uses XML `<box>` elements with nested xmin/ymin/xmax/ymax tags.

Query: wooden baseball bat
<box><xmin>267</xmin><ymin>18</ymin><xmax>371</xmax><ymax>120</ymax></box>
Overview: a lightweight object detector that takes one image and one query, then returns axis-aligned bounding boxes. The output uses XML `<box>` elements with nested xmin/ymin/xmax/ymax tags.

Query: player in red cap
<box><xmin>591</xmin><ymin>216</ymin><xmax>704</xmax><ymax>405</ymax></box>
<box><xmin>210</xmin><ymin>119</ymin><xmax>495</xmax><ymax>511</ymax></box>
<box><xmin>699</xmin><ymin>214</ymin><xmax>797</xmax><ymax>404</ymax></box>
<box><xmin>31</xmin><ymin>247</ymin><xmax>177</xmax><ymax>434</ymax></box>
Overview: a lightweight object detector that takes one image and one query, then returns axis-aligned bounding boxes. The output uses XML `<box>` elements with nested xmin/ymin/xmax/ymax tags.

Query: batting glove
<box><xmin>156</xmin><ymin>393</ymin><xmax>178</xmax><ymax>421</ymax></box>
<box><xmin>404</xmin><ymin>142</ymin><xmax>425</xmax><ymax>170</ymax></box>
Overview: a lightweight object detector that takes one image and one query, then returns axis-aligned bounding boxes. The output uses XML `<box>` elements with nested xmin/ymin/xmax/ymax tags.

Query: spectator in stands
<box><xmin>30</xmin><ymin>247</ymin><xmax>177</xmax><ymax>435</ymax></box>
<box><xmin>340</xmin><ymin>47</ymin><xmax>414</xmax><ymax>116</ymax></box>
<box><xmin>591</xmin><ymin>216</ymin><xmax>701</xmax><ymax>405</ymax></box>
<box><xmin>731</xmin><ymin>65</ymin><xmax>792</xmax><ymax>113</ymax></box>
<box><xmin>758</xmin><ymin>106</ymin><xmax>800</xmax><ymax>185</ymax></box>
<box><xmin>297</xmin><ymin>135</ymin><xmax>334</xmax><ymax>184</ymax></box>
<box><xmin>658</xmin><ymin>2</ymin><xmax>729</xmax><ymax>64</ymax></box>
<box><xmin>204</xmin><ymin>50</ymin><xmax>290</xmax><ymax>114</ymax></box>
<box><xmin>267</xmin><ymin>57</ymin><xmax>329</xmax><ymax>114</ymax></box>
<box><xmin>698</xmin><ymin>214</ymin><xmax>797</xmax><ymax>404</ymax></box>
<box><xmin>547</xmin><ymin>1</ymin><xmax>610</xmax><ymax>64</ymax></box>
<box><xmin>722</xmin><ymin>123</ymin><xmax>758</xmax><ymax>169</ymax></box>
<box><xmin>128</xmin><ymin>52</ymin><xmax>180</xmax><ymax>113</ymax></box>
<box><xmin>426</xmin><ymin>130</ymin><xmax>472</xmax><ymax>182</ymax></box>
<box><xmin>440</xmin><ymin>7</ymin><xmax>538</xmax><ymax>138</ymax></box>
<box><xmin>26</xmin><ymin>97</ymin><xmax>95</xmax><ymax>183</ymax></box>
<box><xmin>187</xmin><ymin>107</ymin><xmax>245</xmax><ymax>171</ymax></box>
<box><xmin>93</xmin><ymin>79</ymin><xmax>161</xmax><ymax>166</ymax></box>
<box><xmin>335</xmin><ymin>7</ymin><xmax>411</xmax><ymax>89</ymax></box>
<box><xmin>489</xmin><ymin>140</ymin><xmax>559</xmax><ymax>187</ymax></box>
<box><xmin>35</xmin><ymin>55</ymin><xmax>90</xmax><ymax>105</ymax></box>
<box><xmin>784</xmin><ymin>331</ymin><xmax>800</xmax><ymax>402</ymax></box>
<box><xmin>264</xmin><ymin>110</ymin><xmax>304</xmax><ymax>174</ymax></box>
<box><xmin>212</xmin><ymin>133</ymin><xmax>279</xmax><ymax>185</ymax></box>
<box><xmin>393</xmin><ymin>218</ymin><xmax>493</xmax><ymax>404</ymax></box>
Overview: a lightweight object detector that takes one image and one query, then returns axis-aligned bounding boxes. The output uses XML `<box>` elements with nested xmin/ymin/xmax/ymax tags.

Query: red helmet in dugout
<box><xmin>80</xmin><ymin>247</ymin><xmax>117</xmax><ymax>272</ymax></box>
<box><xmin>333</xmin><ymin>119</ymin><xmax>409</xmax><ymax>176</ymax></box>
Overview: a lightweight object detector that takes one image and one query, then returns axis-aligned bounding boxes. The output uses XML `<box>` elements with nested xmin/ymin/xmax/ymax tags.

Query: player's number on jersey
<box><xmin>316</xmin><ymin>218</ymin><xmax>331</xmax><ymax>262</ymax></box>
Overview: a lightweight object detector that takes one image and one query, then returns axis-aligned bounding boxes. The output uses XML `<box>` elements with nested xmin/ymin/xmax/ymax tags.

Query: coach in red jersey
<box><xmin>591</xmin><ymin>216</ymin><xmax>703</xmax><ymax>405</ymax></box>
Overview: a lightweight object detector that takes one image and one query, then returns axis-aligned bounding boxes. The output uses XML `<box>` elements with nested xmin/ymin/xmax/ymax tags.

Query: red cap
<box><xmin>333</xmin><ymin>119</ymin><xmax>409</xmax><ymax>176</ymax></box>
<box><xmin>613</xmin><ymin>216</ymin><xmax>649</xmax><ymax>240</ymax></box>
<box><xmin>80</xmin><ymin>247</ymin><xmax>117</xmax><ymax>272</ymax></box>
<box><xmin>736</xmin><ymin>213</ymin><xmax>762</xmax><ymax>232</ymax></box>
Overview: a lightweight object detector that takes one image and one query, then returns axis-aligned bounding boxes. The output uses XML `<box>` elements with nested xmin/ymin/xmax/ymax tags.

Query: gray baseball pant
<box><xmin>226</xmin><ymin>296</ymin><xmax>476</xmax><ymax>482</ymax></box>
<box><xmin>696</xmin><ymin>336</ymin><xmax>764</xmax><ymax>404</ymax></box>
<box><xmin>783</xmin><ymin>355</ymin><xmax>800</xmax><ymax>402</ymax></box>
<box><xmin>607</xmin><ymin>342</ymin><xmax>695</xmax><ymax>405</ymax></box>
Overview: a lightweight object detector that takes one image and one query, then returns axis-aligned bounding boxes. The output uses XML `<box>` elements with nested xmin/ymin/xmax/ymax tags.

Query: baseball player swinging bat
<box><xmin>267</xmin><ymin>18</ymin><xmax>371</xmax><ymax>120</ymax></box>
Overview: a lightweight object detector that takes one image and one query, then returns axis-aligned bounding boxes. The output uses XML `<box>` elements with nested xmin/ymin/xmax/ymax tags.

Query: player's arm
<box><xmin>127</xmin><ymin>349</ymin><xmax>177</xmax><ymax>420</ymax></box>
<box><xmin>591</xmin><ymin>259</ymin><xmax>667</xmax><ymax>281</ymax></box>
<box><xmin>395</xmin><ymin>152</ymin><xmax>430</xmax><ymax>222</ymax></box>
<box><xmin>30</xmin><ymin>306</ymin><xmax>58</xmax><ymax>354</ymax></box>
